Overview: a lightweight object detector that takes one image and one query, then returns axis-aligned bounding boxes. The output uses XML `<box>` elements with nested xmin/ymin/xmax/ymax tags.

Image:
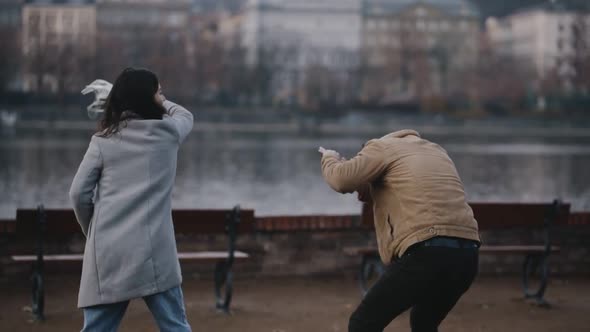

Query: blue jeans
<box><xmin>82</xmin><ymin>285</ymin><xmax>191</xmax><ymax>332</ymax></box>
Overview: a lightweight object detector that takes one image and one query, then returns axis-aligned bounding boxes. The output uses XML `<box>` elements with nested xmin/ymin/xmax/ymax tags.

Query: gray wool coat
<box><xmin>69</xmin><ymin>101</ymin><xmax>193</xmax><ymax>307</ymax></box>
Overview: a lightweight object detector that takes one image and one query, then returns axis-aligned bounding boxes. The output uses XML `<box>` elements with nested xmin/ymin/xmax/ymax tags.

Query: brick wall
<box><xmin>176</xmin><ymin>217</ymin><xmax>590</xmax><ymax>278</ymax></box>
<box><xmin>190</xmin><ymin>211</ymin><xmax>590</xmax><ymax>278</ymax></box>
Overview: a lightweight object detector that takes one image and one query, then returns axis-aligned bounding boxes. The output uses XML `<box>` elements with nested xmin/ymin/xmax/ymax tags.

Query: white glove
<box><xmin>81</xmin><ymin>79</ymin><xmax>113</xmax><ymax>120</ymax></box>
<box><xmin>318</xmin><ymin>146</ymin><xmax>342</xmax><ymax>160</ymax></box>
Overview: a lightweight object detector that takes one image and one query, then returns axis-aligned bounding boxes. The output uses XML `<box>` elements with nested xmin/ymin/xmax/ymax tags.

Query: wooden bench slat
<box><xmin>12</xmin><ymin>254</ymin><xmax>84</xmax><ymax>261</ymax></box>
<box><xmin>11</xmin><ymin>251</ymin><xmax>250</xmax><ymax>262</ymax></box>
<box><xmin>344</xmin><ymin>245</ymin><xmax>561</xmax><ymax>256</ymax></box>
<box><xmin>177</xmin><ymin>251</ymin><xmax>250</xmax><ymax>259</ymax></box>
<box><xmin>343</xmin><ymin>247</ymin><xmax>379</xmax><ymax>256</ymax></box>
<box><xmin>479</xmin><ymin>245</ymin><xmax>560</xmax><ymax>253</ymax></box>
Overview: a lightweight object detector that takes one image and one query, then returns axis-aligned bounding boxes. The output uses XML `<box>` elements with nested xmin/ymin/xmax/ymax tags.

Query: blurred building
<box><xmin>242</xmin><ymin>0</ymin><xmax>361</xmax><ymax>66</ymax></box>
<box><xmin>242</xmin><ymin>0</ymin><xmax>362</xmax><ymax>107</ymax></box>
<box><xmin>21</xmin><ymin>0</ymin><xmax>96</xmax><ymax>93</ymax></box>
<box><xmin>487</xmin><ymin>1</ymin><xmax>590</xmax><ymax>93</ymax></box>
<box><xmin>0</xmin><ymin>0</ymin><xmax>24</xmax><ymax>91</ymax></box>
<box><xmin>96</xmin><ymin>0</ymin><xmax>191</xmax><ymax>35</ymax></box>
<box><xmin>360</xmin><ymin>0</ymin><xmax>480</xmax><ymax>104</ymax></box>
<box><xmin>95</xmin><ymin>0</ymin><xmax>193</xmax><ymax>90</ymax></box>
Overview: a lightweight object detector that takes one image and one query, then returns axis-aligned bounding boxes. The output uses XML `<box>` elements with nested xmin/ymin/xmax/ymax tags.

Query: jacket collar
<box><xmin>381</xmin><ymin>129</ymin><xmax>420</xmax><ymax>139</ymax></box>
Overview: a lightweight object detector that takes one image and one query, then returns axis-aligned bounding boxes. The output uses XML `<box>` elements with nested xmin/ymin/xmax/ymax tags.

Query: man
<box><xmin>319</xmin><ymin>129</ymin><xmax>480</xmax><ymax>332</ymax></box>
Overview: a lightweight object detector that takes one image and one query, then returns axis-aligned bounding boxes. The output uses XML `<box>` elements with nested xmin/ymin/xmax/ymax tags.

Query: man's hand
<box><xmin>318</xmin><ymin>146</ymin><xmax>343</xmax><ymax>160</ymax></box>
<box><xmin>81</xmin><ymin>79</ymin><xmax>113</xmax><ymax>120</ymax></box>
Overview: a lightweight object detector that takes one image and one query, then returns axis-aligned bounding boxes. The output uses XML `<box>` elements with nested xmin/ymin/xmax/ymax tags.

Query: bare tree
<box><xmin>360</xmin><ymin>26</ymin><xmax>434</xmax><ymax>106</ymax></box>
<box><xmin>299</xmin><ymin>48</ymin><xmax>358</xmax><ymax>111</ymax></box>
<box><xmin>147</xmin><ymin>29</ymin><xmax>192</xmax><ymax>101</ymax></box>
<box><xmin>219</xmin><ymin>43</ymin><xmax>256</xmax><ymax>105</ymax></box>
<box><xmin>464</xmin><ymin>34</ymin><xmax>536</xmax><ymax>115</ymax></box>
<box><xmin>247</xmin><ymin>43</ymin><xmax>300</xmax><ymax>105</ymax></box>
<box><xmin>572</xmin><ymin>13</ymin><xmax>590</xmax><ymax>94</ymax></box>
<box><xmin>96</xmin><ymin>25</ymin><xmax>193</xmax><ymax>101</ymax></box>
<box><xmin>95</xmin><ymin>31</ymin><xmax>129</xmax><ymax>83</ymax></box>
<box><xmin>189</xmin><ymin>23</ymin><xmax>226</xmax><ymax>103</ymax></box>
<box><xmin>0</xmin><ymin>27</ymin><xmax>20</xmax><ymax>93</ymax></box>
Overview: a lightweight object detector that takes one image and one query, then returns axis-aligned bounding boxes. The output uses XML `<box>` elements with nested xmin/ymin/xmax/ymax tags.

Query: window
<box><xmin>366</xmin><ymin>34</ymin><xmax>377</xmax><ymax>47</ymax></box>
<box><xmin>390</xmin><ymin>36</ymin><xmax>399</xmax><ymax>47</ymax></box>
<box><xmin>63</xmin><ymin>14</ymin><xmax>74</xmax><ymax>29</ymax></box>
<box><xmin>167</xmin><ymin>13</ymin><xmax>184</xmax><ymax>27</ymax></box>
<box><xmin>427</xmin><ymin>36</ymin><xmax>435</xmax><ymax>47</ymax></box>
<box><xmin>417</xmin><ymin>20</ymin><xmax>426</xmax><ymax>31</ymax></box>
<box><xmin>415</xmin><ymin>7</ymin><xmax>426</xmax><ymax>17</ymax></box>
<box><xmin>459</xmin><ymin>21</ymin><xmax>469</xmax><ymax>31</ymax></box>
<box><xmin>390</xmin><ymin>19</ymin><xmax>399</xmax><ymax>30</ymax></box>
<box><xmin>64</xmin><ymin>31</ymin><xmax>76</xmax><ymax>43</ymax></box>
<box><xmin>29</xmin><ymin>13</ymin><xmax>40</xmax><ymax>31</ymax></box>
<box><xmin>47</xmin><ymin>33</ymin><xmax>59</xmax><ymax>46</ymax></box>
<box><xmin>81</xmin><ymin>21</ymin><xmax>92</xmax><ymax>34</ymax></box>
<box><xmin>46</xmin><ymin>14</ymin><xmax>56</xmax><ymax>28</ymax></box>
<box><xmin>148</xmin><ymin>11</ymin><xmax>158</xmax><ymax>25</ymax></box>
<box><xmin>371</xmin><ymin>53</ymin><xmax>385</xmax><ymax>66</ymax></box>
<box><xmin>428</xmin><ymin>21</ymin><xmax>438</xmax><ymax>31</ymax></box>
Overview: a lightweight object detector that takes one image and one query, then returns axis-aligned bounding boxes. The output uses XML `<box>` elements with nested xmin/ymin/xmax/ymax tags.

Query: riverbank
<box><xmin>8</xmin><ymin>118</ymin><xmax>590</xmax><ymax>138</ymax></box>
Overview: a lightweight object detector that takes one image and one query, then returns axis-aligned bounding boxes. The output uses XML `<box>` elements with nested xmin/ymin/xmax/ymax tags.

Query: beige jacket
<box><xmin>321</xmin><ymin>129</ymin><xmax>480</xmax><ymax>263</ymax></box>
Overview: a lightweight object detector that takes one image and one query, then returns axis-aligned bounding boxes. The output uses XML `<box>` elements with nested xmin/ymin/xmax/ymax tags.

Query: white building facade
<box><xmin>21</xmin><ymin>0</ymin><xmax>96</xmax><ymax>93</ymax></box>
<box><xmin>241</xmin><ymin>0</ymin><xmax>362</xmax><ymax>106</ymax></box>
<box><xmin>243</xmin><ymin>0</ymin><xmax>361</xmax><ymax>67</ymax></box>
<box><xmin>487</xmin><ymin>2</ymin><xmax>590</xmax><ymax>91</ymax></box>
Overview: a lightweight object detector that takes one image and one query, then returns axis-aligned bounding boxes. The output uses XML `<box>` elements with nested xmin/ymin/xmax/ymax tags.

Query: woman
<box><xmin>69</xmin><ymin>68</ymin><xmax>193</xmax><ymax>331</ymax></box>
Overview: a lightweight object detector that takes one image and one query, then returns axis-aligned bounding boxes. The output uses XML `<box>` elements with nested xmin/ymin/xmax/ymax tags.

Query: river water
<box><xmin>1</xmin><ymin>116</ymin><xmax>589</xmax><ymax>218</ymax></box>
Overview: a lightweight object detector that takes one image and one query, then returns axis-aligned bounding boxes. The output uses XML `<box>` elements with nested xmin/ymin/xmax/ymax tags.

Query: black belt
<box><xmin>420</xmin><ymin>236</ymin><xmax>480</xmax><ymax>249</ymax></box>
<box><xmin>400</xmin><ymin>236</ymin><xmax>479</xmax><ymax>260</ymax></box>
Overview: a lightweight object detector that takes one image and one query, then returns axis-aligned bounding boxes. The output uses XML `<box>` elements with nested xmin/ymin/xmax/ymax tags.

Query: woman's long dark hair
<box><xmin>98</xmin><ymin>67</ymin><xmax>166</xmax><ymax>137</ymax></box>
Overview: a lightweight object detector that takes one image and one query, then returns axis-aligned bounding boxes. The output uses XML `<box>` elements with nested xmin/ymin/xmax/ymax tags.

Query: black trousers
<box><xmin>349</xmin><ymin>243</ymin><xmax>479</xmax><ymax>332</ymax></box>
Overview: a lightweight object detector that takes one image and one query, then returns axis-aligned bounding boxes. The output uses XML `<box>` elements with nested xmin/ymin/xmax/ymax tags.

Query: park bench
<box><xmin>344</xmin><ymin>200</ymin><xmax>571</xmax><ymax>306</ymax></box>
<box><xmin>5</xmin><ymin>205</ymin><xmax>254</xmax><ymax>320</ymax></box>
